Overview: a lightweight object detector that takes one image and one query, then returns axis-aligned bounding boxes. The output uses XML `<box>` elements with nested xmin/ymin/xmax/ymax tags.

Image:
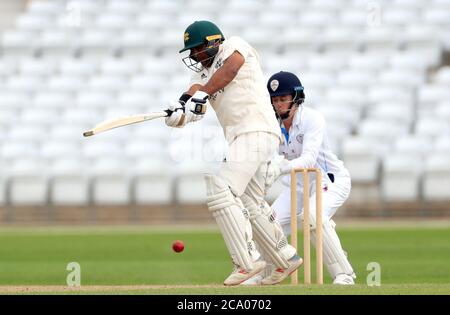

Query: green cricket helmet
<box><xmin>180</xmin><ymin>20</ymin><xmax>225</xmax><ymax>72</ymax></box>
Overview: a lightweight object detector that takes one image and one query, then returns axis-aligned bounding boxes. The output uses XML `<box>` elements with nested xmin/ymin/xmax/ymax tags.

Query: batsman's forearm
<box><xmin>200</xmin><ymin>66</ymin><xmax>237</xmax><ymax>95</ymax></box>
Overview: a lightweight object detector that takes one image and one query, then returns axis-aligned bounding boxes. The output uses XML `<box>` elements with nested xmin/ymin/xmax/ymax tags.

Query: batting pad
<box><xmin>310</xmin><ymin>219</ymin><xmax>355</xmax><ymax>279</ymax></box>
<box><xmin>205</xmin><ymin>174</ymin><xmax>258</xmax><ymax>271</ymax></box>
<box><xmin>241</xmin><ymin>194</ymin><xmax>296</xmax><ymax>269</ymax></box>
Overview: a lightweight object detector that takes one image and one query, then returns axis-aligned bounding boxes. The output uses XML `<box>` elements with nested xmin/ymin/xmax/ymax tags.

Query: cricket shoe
<box><xmin>333</xmin><ymin>274</ymin><xmax>355</xmax><ymax>285</ymax></box>
<box><xmin>223</xmin><ymin>260</ymin><xmax>266</xmax><ymax>286</ymax></box>
<box><xmin>261</xmin><ymin>255</ymin><xmax>303</xmax><ymax>285</ymax></box>
<box><xmin>240</xmin><ymin>272</ymin><xmax>264</xmax><ymax>286</ymax></box>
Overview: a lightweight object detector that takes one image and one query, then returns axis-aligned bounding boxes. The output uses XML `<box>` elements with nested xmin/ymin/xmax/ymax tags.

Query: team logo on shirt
<box><xmin>296</xmin><ymin>134</ymin><xmax>304</xmax><ymax>144</ymax></box>
<box><xmin>270</xmin><ymin>79</ymin><xmax>279</xmax><ymax>91</ymax></box>
<box><xmin>201</xmin><ymin>73</ymin><xmax>207</xmax><ymax>79</ymax></box>
<box><xmin>215</xmin><ymin>58</ymin><xmax>223</xmax><ymax>69</ymax></box>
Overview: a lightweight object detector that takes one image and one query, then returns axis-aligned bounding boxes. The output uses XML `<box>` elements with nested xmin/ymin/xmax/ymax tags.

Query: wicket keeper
<box><xmin>261</xmin><ymin>71</ymin><xmax>356</xmax><ymax>285</ymax></box>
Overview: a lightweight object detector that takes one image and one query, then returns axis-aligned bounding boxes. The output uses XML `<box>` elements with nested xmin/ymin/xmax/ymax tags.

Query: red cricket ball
<box><xmin>172</xmin><ymin>240</ymin><xmax>184</xmax><ymax>253</ymax></box>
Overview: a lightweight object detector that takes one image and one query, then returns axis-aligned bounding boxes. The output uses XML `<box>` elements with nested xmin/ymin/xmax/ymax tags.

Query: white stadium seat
<box><xmin>33</xmin><ymin>92</ymin><xmax>73</xmax><ymax>109</ymax></box>
<box><xmin>0</xmin><ymin>92</ymin><xmax>30</xmax><ymax>109</ymax></box>
<box><xmin>434</xmin><ymin>136</ymin><xmax>450</xmax><ymax>153</ymax></box>
<box><xmin>41</xmin><ymin>142</ymin><xmax>80</xmax><ymax>160</ymax></box>
<box><xmin>47</xmin><ymin>75</ymin><xmax>85</xmax><ymax>93</ymax></box>
<box><xmin>95</xmin><ymin>14</ymin><xmax>132</xmax><ymax>32</ymax></box>
<box><xmin>1</xmin><ymin>142</ymin><xmax>39</xmax><ymax>160</ymax></box>
<box><xmin>423</xmin><ymin>154</ymin><xmax>450</xmax><ymax>201</ymax></box>
<box><xmin>6</xmin><ymin>75</ymin><xmax>43</xmax><ymax>92</ymax></box>
<box><xmin>367</xmin><ymin>103</ymin><xmax>413</xmax><ymax>125</ymax></box>
<box><xmin>38</xmin><ymin>30</ymin><xmax>74</xmax><ymax>57</ymax></box>
<box><xmin>362</xmin><ymin>27</ymin><xmax>401</xmax><ymax>54</ymax></box>
<box><xmin>337</xmin><ymin>70</ymin><xmax>375</xmax><ymax>89</ymax></box>
<box><xmin>132</xmin><ymin>160</ymin><xmax>173</xmax><ymax>205</ymax></box>
<box><xmin>434</xmin><ymin>66</ymin><xmax>450</xmax><ymax>85</ymax></box>
<box><xmin>90</xmin><ymin>157</ymin><xmax>130</xmax><ymax>205</ymax></box>
<box><xmin>18</xmin><ymin>58</ymin><xmax>57</xmax><ymax>77</ymax></box>
<box><xmin>77</xmin><ymin>30</ymin><xmax>115</xmax><ymax>59</ymax></box>
<box><xmin>106</xmin><ymin>0</ymin><xmax>142</xmax><ymax>15</ymax></box>
<box><xmin>415</xmin><ymin>118</ymin><xmax>450</xmax><ymax>138</ymax></box>
<box><xmin>76</xmin><ymin>91</ymin><xmax>116</xmax><ymax>110</ymax></box>
<box><xmin>59</xmin><ymin>58</ymin><xmax>98</xmax><ymax>76</ymax></box>
<box><xmin>20</xmin><ymin>108</ymin><xmax>60</xmax><ymax>125</ymax></box>
<box><xmin>382</xmin><ymin>154</ymin><xmax>423</xmax><ymax>202</ymax></box>
<box><xmin>8</xmin><ymin>159</ymin><xmax>48</xmax><ymax>206</ymax></box>
<box><xmin>368</xmin><ymin>86</ymin><xmax>414</xmax><ymax>105</ymax></box>
<box><xmin>88</xmin><ymin>75</ymin><xmax>127</xmax><ymax>91</ymax></box>
<box><xmin>117</xmin><ymin>29</ymin><xmax>152</xmax><ymax>57</ymax></box>
<box><xmin>174</xmin><ymin>161</ymin><xmax>213</xmax><ymax>204</ymax></box>
<box><xmin>322</xmin><ymin>28</ymin><xmax>361</xmax><ymax>54</ymax></box>
<box><xmin>1</xmin><ymin>31</ymin><xmax>36</xmax><ymax>58</ymax></box>
<box><xmin>15</xmin><ymin>13</ymin><xmax>54</xmax><ymax>32</ymax></box>
<box><xmin>348</xmin><ymin>53</ymin><xmax>387</xmax><ymax>72</ymax></box>
<box><xmin>358</xmin><ymin>119</ymin><xmax>409</xmax><ymax>155</ymax></box>
<box><xmin>379</xmin><ymin>70</ymin><xmax>425</xmax><ymax>90</ymax></box>
<box><xmin>394</xmin><ymin>136</ymin><xmax>433</xmax><ymax>158</ymax></box>
<box><xmin>50</xmin><ymin>159</ymin><xmax>89</xmax><ymax>205</ymax></box>
<box><xmin>342</xmin><ymin>136</ymin><xmax>380</xmax><ymax>184</ymax></box>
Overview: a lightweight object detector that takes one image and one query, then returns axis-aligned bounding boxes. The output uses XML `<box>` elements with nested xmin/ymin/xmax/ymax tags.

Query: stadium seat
<box><xmin>337</xmin><ymin>70</ymin><xmax>375</xmax><ymax>89</ymax></box>
<box><xmin>394</xmin><ymin>136</ymin><xmax>433</xmax><ymax>158</ymax></box>
<box><xmin>368</xmin><ymin>86</ymin><xmax>414</xmax><ymax>105</ymax></box>
<box><xmin>434</xmin><ymin>136</ymin><xmax>450</xmax><ymax>153</ymax></box>
<box><xmin>381</xmin><ymin>154</ymin><xmax>423</xmax><ymax>201</ymax></box>
<box><xmin>77</xmin><ymin>30</ymin><xmax>115</xmax><ymax>59</ymax></box>
<box><xmin>362</xmin><ymin>27</ymin><xmax>401</xmax><ymax>54</ymax></box>
<box><xmin>33</xmin><ymin>92</ymin><xmax>73</xmax><ymax>109</ymax></box>
<box><xmin>367</xmin><ymin>103</ymin><xmax>413</xmax><ymax>125</ymax></box>
<box><xmin>59</xmin><ymin>58</ymin><xmax>98</xmax><ymax>76</ymax></box>
<box><xmin>117</xmin><ymin>29</ymin><xmax>152</xmax><ymax>58</ymax></box>
<box><xmin>348</xmin><ymin>53</ymin><xmax>387</xmax><ymax>72</ymax></box>
<box><xmin>434</xmin><ymin>66</ymin><xmax>450</xmax><ymax>85</ymax></box>
<box><xmin>1</xmin><ymin>30</ymin><xmax>36</xmax><ymax>58</ymax></box>
<box><xmin>174</xmin><ymin>161</ymin><xmax>212</xmax><ymax>204</ymax></box>
<box><xmin>20</xmin><ymin>108</ymin><xmax>60</xmax><ymax>126</ymax></box>
<box><xmin>49</xmin><ymin>159</ymin><xmax>89</xmax><ymax>205</ymax></box>
<box><xmin>423</xmin><ymin>154</ymin><xmax>450</xmax><ymax>201</ymax></box>
<box><xmin>47</xmin><ymin>75</ymin><xmax>85</xmax><ymax>93</ymax></box>
<box><xmin>15</xmin><ymin>13</ymin><xmax>54</xmax><ymax>33</ymax></box>
<box><xmin>76</xmin><ymin>91</ymin><xmax>116</xmax><ymax>110</ymax></box>
<box><xmin>1</xmin><ymin>142</ymin><xmax>39</xmax><ymax>161</ymax></box>
<box><xmin>132</xmin><ymin>160</ymin><xmax>173</xmax><ymax>205</ymax></box>
<box><xmin>6</xmin><ymin>75</ymin><xmax>43</xmax><ymax>92</ymax></box>
<box><xmin>341</xmin><ymin>136</ymin><xmax>380</xmax><ymax>184</ymax></box>
<box><xmin>322</xmin><ymin>27</ymin><xmax>361</xmax><ymax>54</ymax></box>
<box><xmin>8</xmin><ymin>159</ymin><xmax>48</xmax><ymax>206</ymax></box>
<box><xmin>90</xmin><ymin>157</ymin><xmax>131</xmax><ymax>205</ymax></box>
<box><xmin>415</xmin><ymin>118</ymin><xmax>450</xmax><ymax>138</ymax></box>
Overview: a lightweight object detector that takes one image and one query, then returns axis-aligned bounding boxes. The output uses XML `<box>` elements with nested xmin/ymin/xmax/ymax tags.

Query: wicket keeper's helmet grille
<box><xmin>179</xmin><ymin>20</ymin><xmax>224</xmax><ymax>53</ymax></box>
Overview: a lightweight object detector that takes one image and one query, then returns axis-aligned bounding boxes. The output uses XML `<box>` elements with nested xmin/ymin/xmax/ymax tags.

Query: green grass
<box><xmin>0</xmin><ymin>225</ymin><xmax>449</xmax><ymax>294</ymax></box>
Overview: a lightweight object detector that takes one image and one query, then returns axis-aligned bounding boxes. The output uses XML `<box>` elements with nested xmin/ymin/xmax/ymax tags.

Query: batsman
<box><xmin>164</xmin><ymin>20</ymin><xmax>301</xmax><ymax>285</ymax></box>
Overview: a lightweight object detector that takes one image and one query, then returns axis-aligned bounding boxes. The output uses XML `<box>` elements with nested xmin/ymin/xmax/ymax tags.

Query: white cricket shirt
<box><xmin>279</xmin><ymin>105</ymin><xmax>350</xmax><ymax>186</ymax></box>
<box><xmin>189</xmin><ymin>36</ymin><xmax>281</xmax><ymax>143</ymax></box>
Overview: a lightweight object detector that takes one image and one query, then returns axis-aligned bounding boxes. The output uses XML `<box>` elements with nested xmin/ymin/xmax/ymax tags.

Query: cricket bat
<box><xmin>83</xmin><ymin>110</ymin><xmax>172</xmax><ymax>137</ymax></box>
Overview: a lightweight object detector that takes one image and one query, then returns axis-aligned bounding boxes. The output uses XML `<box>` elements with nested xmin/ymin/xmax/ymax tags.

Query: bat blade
<box><xmin>83</xmin><ymin>111</ymin><xmax>169</xmax><ymax>137</ymax></box>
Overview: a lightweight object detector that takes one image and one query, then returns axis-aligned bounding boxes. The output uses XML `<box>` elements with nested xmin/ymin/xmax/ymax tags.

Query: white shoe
<box><xmin>333</xmin><ymin>274</ymin><xmax>355</xmax><ymax>285</ymax></box>
<box><xmin>240</xmin><ymin>273</ymin><xmax>264</xmax><ymax>286</ymax></box>
<box><xmin>261</xmin><ymin>255</ymin><xmax>303</xmax><ymax>285</ymax></box>
<box><xmin>223</xmin><ymin>260</ymin><xmax>266</xmax><ymax>286</ymax></box>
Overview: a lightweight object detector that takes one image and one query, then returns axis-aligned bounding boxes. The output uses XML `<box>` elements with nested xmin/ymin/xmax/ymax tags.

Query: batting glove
<box><xmin>165</xmin><ymin>100</ymin><xmax>186</xmax><ymax>128</ymax></box>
